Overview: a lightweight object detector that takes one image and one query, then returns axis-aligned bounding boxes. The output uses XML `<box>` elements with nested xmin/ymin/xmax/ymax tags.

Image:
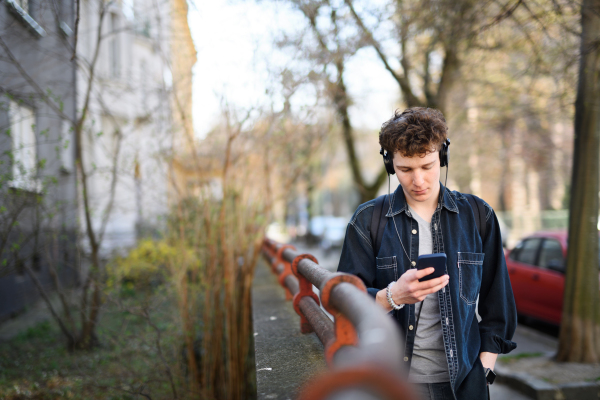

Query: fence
<box><xmin>261</xmin><ymin>238</ymin><xmax>416</xmax><ymax>400</ymax></box>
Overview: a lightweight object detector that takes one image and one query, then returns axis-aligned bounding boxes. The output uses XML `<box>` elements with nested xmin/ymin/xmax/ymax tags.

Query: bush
<box><xmin>107</xmin><ymin>239</ymin><xmax>179</xmax><ymax>292</ymax></box>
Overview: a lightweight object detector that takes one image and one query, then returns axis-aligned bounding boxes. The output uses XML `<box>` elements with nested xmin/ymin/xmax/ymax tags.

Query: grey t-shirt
<box><xmin>407</xmin><ymin>206</ymin><xmax>450</xmax><ymax>384</ymax></box>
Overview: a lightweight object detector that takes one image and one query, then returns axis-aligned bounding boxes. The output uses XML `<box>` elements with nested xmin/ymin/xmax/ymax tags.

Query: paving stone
<box><xmin>252</xmin><ymin>258</ymin><xmax>327</xmax><ymax>400</ymax></box>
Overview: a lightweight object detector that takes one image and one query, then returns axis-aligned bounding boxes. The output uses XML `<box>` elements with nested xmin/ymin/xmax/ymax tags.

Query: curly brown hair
<box><xmin>379</xmin><ymin>107</ymin><xmax>448</xmax><ymax>158</ymax></box>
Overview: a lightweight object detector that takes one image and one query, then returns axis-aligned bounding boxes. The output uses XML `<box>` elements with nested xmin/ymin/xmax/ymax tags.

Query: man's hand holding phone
<box><xmin>390</xmin><ymin>268</ymin><xmax>450</xmax><ymax>305</ymax></box>
<box><xmin>377</xmin><ymin>267</ymin><xmax>449</xmax><ymax>311</ymax></box>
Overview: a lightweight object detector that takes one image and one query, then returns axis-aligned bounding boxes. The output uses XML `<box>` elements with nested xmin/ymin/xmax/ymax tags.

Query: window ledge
<box><xmin>4</xmin><ymin>0</ymin><xmax>47</xmax><ymax>38</ymax></box>
<box><xmin>59</xmin><ymin>21</ymin><xmax>73</xmax><ymax>37</ymax></box>
<box><xmin>8</xmin><ymin>178</ymin><xmax>43</xmax><ymax>194</ymax></box>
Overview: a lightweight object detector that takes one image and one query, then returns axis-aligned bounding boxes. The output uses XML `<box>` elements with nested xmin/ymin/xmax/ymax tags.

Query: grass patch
<box><xmin>14</xmin><ymin>320</ymin><xmax>53</xmax><ymax>342</ymax></box>
<box><xmin>0</xmin><ymin>290</ymin><xmax>190</xmax><ymax>400</ymax></box>
<box><xmin>499</xmin><ymin>352</ymin><xmax>545</xmax><ymax>362</ymax></box>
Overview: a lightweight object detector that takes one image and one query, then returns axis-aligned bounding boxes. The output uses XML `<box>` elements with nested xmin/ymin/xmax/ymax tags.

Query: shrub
<box><xmin>107</xmin><ymin>239</ymin><xmax>181</xmax><ymax>292</ymax></box>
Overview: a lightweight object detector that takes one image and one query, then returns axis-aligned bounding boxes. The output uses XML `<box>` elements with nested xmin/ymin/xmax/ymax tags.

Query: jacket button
<box><xmin>412</xmin><ymin>229</ymin><xmax>417</xmax><ymax>234</ymax></box>
<box><xmin>404</xmin><ymin>357</ymin><xmax>409</xmax><ymax>362</ymax></box>
<box><xmin>409</xmin><ymin>325</ymin><xmax>414</xmax><ymax>330</ymax></box>
<box><xmin>411</xmin><ymin>261</ymin><xmax>416</xmax><ymax>267</ymax></box>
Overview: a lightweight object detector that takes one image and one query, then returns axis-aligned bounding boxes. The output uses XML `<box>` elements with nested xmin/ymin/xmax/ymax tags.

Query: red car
<box><xmin>505</xmin><ymin>230</ymin><xmax>599</xmax><ymax>325</ymax></box>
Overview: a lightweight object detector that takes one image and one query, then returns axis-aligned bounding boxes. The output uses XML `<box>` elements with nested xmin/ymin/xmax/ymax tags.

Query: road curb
<box><xmin>495</xmin><ymin>364</ymin><xmax>600</xmax><ymax>400</ymax></box>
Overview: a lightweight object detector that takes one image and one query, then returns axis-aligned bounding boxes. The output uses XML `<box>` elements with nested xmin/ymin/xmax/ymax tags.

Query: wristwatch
<box><xmin>484</xmin><ymin>368</ymin><xmax>496</xmax><ymax>385</ymax></box>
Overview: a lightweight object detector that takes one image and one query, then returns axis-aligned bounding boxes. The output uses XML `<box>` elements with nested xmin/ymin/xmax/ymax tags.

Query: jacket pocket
<box><xmin>458</xmin><ymin>252</ymin><xmax>484</xmax><ymax>305</ymax></box>
<box><xmin>376</xmin><ymin>256</ymin><xmax>397</xmax><ymax>283</ymax></box>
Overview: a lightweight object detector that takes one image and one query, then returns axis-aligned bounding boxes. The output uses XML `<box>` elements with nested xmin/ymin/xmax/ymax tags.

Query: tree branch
<box><xmin>72</xmin><ymin>0</ymin><xmax>80</xmax><ymax>60</ymax></box>
<box><xmin>474</xmin><ymin>0</ymin><xmax>523</xmax><ymax>35</ymax></box>
<box><xmin>23</xmin><ymin>262</ymin><xmax>76</xmax><ymax>345</ymax></box>
<box><xmin>344</xmin><ymin>0</ymin><xmax>423</xmax><ymax>107</ymax></box>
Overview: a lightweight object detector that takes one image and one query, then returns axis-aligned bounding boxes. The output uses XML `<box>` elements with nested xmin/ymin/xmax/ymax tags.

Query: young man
<box><xmin>337</xmin><ymin>107</ymin><xmax>517</xmax><ymax>400</ymax></box>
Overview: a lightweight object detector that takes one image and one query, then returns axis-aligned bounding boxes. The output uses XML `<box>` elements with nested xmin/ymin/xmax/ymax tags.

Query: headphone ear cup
<box><xmin>439</xmin><ymin>139</ymin><xmax>450</xmax><ymax>168</ymax></box>
<box><xmin>439</xmin><ymin>147</ymin><xmax>447</xmax><ymax>168</ymax></box>
<box><xmin>383</xmin><ymin>153</ymin><xmax>395</xmax><ymax>175</ymax></box>
<box><xmin>380</xmin><ymin>148</ymin><xmax>396</xmax><ymax>175</ymax></box>
<box><xmin>385</xmin><ymin>155</ymin><xmax>396</xmax><ymax>175</ymax></box>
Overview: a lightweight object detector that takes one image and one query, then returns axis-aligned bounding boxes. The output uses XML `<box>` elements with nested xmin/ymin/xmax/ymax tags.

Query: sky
<box><xmin>187</xmin><ymin>0</ymin><xmax>402</xmax><ymax>138</ymax></box>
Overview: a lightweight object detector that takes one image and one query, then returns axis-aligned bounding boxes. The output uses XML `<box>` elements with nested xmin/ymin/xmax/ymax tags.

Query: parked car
<box><xmin>506</xmin><ymin>230</ymin><xmax>599</xmax><ymax>325</ymax></box>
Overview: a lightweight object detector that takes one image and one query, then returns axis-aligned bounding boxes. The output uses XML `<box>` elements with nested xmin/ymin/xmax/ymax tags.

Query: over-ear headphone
<box><xmin>380</xmin><ymin>138</ymin><xmax>451</xmax><ymax>175</ymax></box>
<box><xmin>439</xmin><ymin>138</ymin><xmax>450</xmax><ymax>168</ymax></box>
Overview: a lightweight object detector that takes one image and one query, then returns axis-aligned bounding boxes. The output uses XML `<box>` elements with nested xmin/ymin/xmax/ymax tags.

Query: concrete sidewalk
<box><xmin>252</xmin><ymin>257</ymin><xmax>326</xmax><ymax>399</ymax></box>
<box><xmin>496</xmin><ymin>323</ymin><xmax>600</xmax><ymax>400</ymax></box>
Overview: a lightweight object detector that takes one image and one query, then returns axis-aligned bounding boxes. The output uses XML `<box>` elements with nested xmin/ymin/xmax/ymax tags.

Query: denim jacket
<box><xmin>337</xmin><ymin>184</ymin><xmax>517</xmax><ymax>399</ymax></box>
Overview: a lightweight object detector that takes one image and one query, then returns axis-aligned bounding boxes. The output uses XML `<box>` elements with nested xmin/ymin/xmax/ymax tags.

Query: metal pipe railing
<box><xmin>260</xmin><ymin>238</ymin><xmax>417</xmax><ymax>400</ymax></box>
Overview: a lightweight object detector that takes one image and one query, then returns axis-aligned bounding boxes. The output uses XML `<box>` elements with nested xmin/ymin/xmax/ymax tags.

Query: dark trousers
<box><xmin>413</xmin><ymin>382</ymin><xmax>454</xmax><ymax>400</ymax></box>
<box><xmin>413</xmin><ymin>381</ymin><xmax>490</xmax><ymax>400</ymax></box>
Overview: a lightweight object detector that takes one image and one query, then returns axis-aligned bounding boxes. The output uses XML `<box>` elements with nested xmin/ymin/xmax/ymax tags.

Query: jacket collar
<box><xmin>385</xmin><ymin>182</ymin><xmax>459</xmax><ymax>217</ymax></box>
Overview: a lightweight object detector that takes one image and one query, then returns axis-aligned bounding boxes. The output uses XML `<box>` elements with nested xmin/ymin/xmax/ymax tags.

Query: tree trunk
<box><xmin>497</xmin><ymin>123</ymin><xmax>513</xmax><ymax>212</ymax></box>
<box><xmin>556</xmin><ymin>0</ymin><xmax>600</xmax><ymax>363</ymax></box>
<box><xmin>331</xmin><ymin>61</ymin><xmax>388</xmax><ymax>204</ymax></box>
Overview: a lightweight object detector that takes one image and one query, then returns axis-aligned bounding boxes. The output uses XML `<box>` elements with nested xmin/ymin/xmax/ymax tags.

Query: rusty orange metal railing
<box><xmin>261</xmin><ymin>238</ymin><xmax>418</xmax><ymax>400</ymax></box>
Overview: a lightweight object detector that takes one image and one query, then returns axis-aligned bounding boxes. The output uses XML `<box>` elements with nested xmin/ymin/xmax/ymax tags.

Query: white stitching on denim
<box><xmin>485</xmin><ymin>202</ymin><xmax>492</xmax><ymax>222</ymax></box>
<box><xmin>435</xmin><ymin>212</ymin><xmax>458</xmax><ymax>386</ymax></box>
<box><xmin>386</xmin><ymin>190</ymin><xmax>407</xmax><ymax>217</ymax></box>
<box><xmin>410</xmin><ymin>215</ymin><xmax>413</xmax><ymax>261</ymax></box>
<box><xmin>391</xmin><ymin>214</ymin><xmax>412</xmax><ymax>264</ymax></box>
<box><xmin>438</xmin><ymin>210</ymin><xmax>445</xmax><ymax>254</ymax></box>
<box><xmin>350</xmin><ymin>221</ymin><xmax>373</xmax><ymax>249</ymax></box>
<box><xmin>446</xmin><ymin>190</ymin><xmax>459</xmax><ymax>213</ymax></box>
<box><xmin>457</xmin><ymin>252</ymin><xmax>485</xmax><ymax>262</ymax></box>
<box><xmin>350</xmin><ymin>203</ymin><xmax>375</xmax><ymax>225</ymax></box>
<box><xmin>458</xmin><ymin>252</ymin><xmax>484</xmax><ymax>305</ymax></box>
<box><xmin>376</xmin><ymin>256</ymin><xmax>396</xmax><ymax>269</ymax></box>
<box><xmin>459</xmin><ymin>263</ymin><xmax>478</xmax><ymax>305</ymax></box>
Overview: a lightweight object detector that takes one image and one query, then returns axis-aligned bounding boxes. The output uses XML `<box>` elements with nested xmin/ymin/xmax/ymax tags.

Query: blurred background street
<box><xmin>1</xmin><ymin>0</ymin><xmax>599</xmax><ymax>398</ymax></box>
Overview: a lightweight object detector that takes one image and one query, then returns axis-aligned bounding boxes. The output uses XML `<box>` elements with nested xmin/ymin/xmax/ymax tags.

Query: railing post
<box><xmin>275</xmin><ymin>244</ymin><xmax>296</xmax><ymax>300</ymax></box>
<box><xmin>291</xmin><ymin>254</ymin><xmax>321</xmax><ymax>334</ymax></box>
<box><xmin>319</xmin><ymin>273</ymin><xmax>367</xmax><ymax>366</ymax></box>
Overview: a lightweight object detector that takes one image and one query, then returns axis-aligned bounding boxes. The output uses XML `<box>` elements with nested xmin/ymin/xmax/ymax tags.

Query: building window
<box><xmin>122</xmin><ymin>0</ymin><xmax>134</xmax><ymax>21</ymax></box>
<box><xmin>4</xmin><ymin>0</ymin><xmax>46</xmax><ymax>37</ymax></box>
<box><xmin>109</xmin><ymin>13</ymin><xmax>120</xmax><ymax>78</ymax></box>
<box><xmin>9</xmin><ymin>100</ymin><xmax>40</xmax><ymax>192</ymax></box>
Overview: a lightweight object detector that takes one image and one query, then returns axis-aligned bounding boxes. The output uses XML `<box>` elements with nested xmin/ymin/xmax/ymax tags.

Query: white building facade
<box><xmin>77</xmin><ymin>0</ymin><xmax>186</xmax><ymax>254</ymax></box>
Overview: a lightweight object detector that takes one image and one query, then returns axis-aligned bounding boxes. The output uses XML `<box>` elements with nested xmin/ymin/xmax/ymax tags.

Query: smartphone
<box><xmin>416</xmin><ymin>253</ymin><xmax>447</xmax><ymax>282</ymax></box>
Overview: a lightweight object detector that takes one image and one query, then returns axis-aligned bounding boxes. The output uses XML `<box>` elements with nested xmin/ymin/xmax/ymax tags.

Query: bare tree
<box><xmin>277</xmin><ymin>0</ymin><xmax>528</xmax><ymax>202</ymax></box>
